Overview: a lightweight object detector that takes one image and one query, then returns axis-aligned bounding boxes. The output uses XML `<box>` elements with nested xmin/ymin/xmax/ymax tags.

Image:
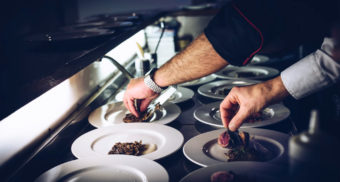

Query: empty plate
<box><xmin>214</xmin><ymin>65</ymin><xmax>279</xmax><ymax>80</ymax></box>
<box><xmin>180</xmin><ymin>162</ymin><xmax>287</xmax><ymax>182</ymax></box>
<box><xmin>88</xmin><ymin>101</ymin><xmax>181</xmax><ymax>128</ymax></box>
<box><xmin>183</xmin><ymin>128</ymin><xmax>288</xmax><ymax>167</ymax></box>
<box><xmin>194</xmin><ymin>102</ymin><xmax>290</xmax><ymax>128</ymax></box>
<box><xmin>198</xmin><ymin>80</ymin><xmax>261</xmax><ymax>100</ymax></box>
<box><xmin>179</xmin><ymin>75</ymin><xmax>216</xmax><ymax>87</ymax></box>
<box><xmin>71</xmin><ymin>123</ymin><xmax>184</xmax><ymax>160</ymax></box>
<box><xmin>35</xmin><ymin>156</ymin><xmax>169</xmax><ymax>182</ymax></box>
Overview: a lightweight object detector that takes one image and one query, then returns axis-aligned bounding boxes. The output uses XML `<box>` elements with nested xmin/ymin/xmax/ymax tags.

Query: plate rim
<box><xmin>71</xmin><ymin>123</ymin><xmax>184</xmax><ymax>161</ymax></box>
<box><xmin>197</xmin><ymin>80</ymin><xmax>261</xmax><ymax>100</ymax></box>
<box><xmin>35</xmin><ymin>155</ymin><xmax>169</xmax><ymax>182</ymax></box>
<box><xmin>180</xmin><ymin>161</ymin><xmax>287</xmax><ymax>182</ymax></box>
<box><xmin>169</xmin><ymin>87</ymin><xmax>195</xmax><ymax>103</ymax></box>
<box><xmin>182</xmin><ymin>128</ymin><xmax>289</xmax><ymax>167</ymax></box>
<box><xmin>213</xmin><ymin>66</ymin><xmax>279</xmax><ymax>80</ymax></box>
<box><xmin>193</xmin><ymin>101</ymin><xmax>290</xmax><ymax>128</ymax></box>
<box><xmin>88</xmin><ymin>101</ymin><xmax>181</xmax><ymax>128</ymax></box>
<box><xmin>179</xmin><ymin>75</ymin><xmax>216</xmax><ymax>87</ymax></box>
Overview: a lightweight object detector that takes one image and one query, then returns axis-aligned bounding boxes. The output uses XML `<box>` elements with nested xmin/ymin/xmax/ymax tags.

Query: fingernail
<box><xmin>229</xmin><ymin>123</ymin><xmax>235</xmax><ymax>131</ymax></box>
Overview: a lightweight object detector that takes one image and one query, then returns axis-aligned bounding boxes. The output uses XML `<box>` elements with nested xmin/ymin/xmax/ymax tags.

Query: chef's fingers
<box><xmin>220</xmin><ymin>95</ymin><xmax>238</xmax><ymax>128</ymax></box>
<box><xmin>139</xmin><ymin>94</ymin><xmax>158</xmax><ymax>112</ymax></box>
<box><xmin>123</xmin><ymin>93</ymin><xmax>129</xmax><ymax>110</ymax></box>
<box><xmin>228</xmin><ymin>106</ymin><xmax>251</xmax><ymax>131</ymax></box>
<box><xmin>139</xmin><ymin>98</ymin><xmax>153</xmax><ymax>113</ymax></box>
<box><xmin>127</xmin><ymin>97</ymin><xmax>139</xmax><ymax>117</ymax></box>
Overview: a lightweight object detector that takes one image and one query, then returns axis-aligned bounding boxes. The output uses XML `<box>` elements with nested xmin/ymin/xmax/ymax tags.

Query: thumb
<box><xmin>139</xmin><ymin>97</ymin><xmax>155</xmax><ymax>112</ymax></box>
<box><xmin>228</xmin><ymin>106</ymin><xmax>251</xmax><ymax>131</ymax></box>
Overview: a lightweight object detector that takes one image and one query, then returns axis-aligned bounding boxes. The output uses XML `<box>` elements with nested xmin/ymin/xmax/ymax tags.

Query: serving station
<box><xmin>1</xmin><ymin>0</ymin><xmax>339</xmax><ymax>182</ymax></box>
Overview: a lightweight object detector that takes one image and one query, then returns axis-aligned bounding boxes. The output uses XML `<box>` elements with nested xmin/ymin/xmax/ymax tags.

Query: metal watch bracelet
<box><xmin>144</xmin><ymin>74</ymin><xmax>164</xmax><ymax>93</ymax></box>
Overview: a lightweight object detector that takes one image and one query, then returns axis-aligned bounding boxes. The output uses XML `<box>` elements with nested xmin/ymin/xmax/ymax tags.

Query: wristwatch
<box><xmin>144</xmin><ymin>68</ymin><xmax>166</xmax><ymax>93</ymax></box>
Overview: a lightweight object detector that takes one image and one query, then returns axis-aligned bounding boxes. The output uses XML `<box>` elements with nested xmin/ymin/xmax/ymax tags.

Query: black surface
<box><xmin>0</xmin><ymin>0</ymin><xmax>166</xmax><ymax>120</ymax></box>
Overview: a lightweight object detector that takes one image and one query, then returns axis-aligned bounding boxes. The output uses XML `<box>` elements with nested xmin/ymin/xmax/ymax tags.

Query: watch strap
<box><xmin>144</xmin><ymin>74</ymin><xmax>164</xmax><ymax>93</ymax></box>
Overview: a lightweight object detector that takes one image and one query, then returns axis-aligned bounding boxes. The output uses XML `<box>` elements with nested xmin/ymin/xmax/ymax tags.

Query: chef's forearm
<box><xmin>153</xmin><ymin>33</ymin><xmax>228</xmax><ymax>87</ymax></box>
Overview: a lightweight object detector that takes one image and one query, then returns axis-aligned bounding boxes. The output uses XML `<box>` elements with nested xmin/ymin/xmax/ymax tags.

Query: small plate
<box><xmin>198</xmin><ymin>80</ymin><xmax>261</xmax><ymax>100</ymax></box>
<box><xmin>249</xmin><ymin>55</ymin><xmax>270</xmax><ymax>65</ymax></box>
<box><xmin>88</xmin><ymin>101</ymin><xmax>181</xmax><ymax>128</ymax></box>
<box><xmin>214</xmin><ymin>65</ymin><xmax>279</xmax><ymax>80</ymax></box>
<box><xmin>180</xmin><ymin>162</ymin><xmax>287</xmax><ymax>182</ymax></box>
<box><xmin>35</xmin><ymin>156</ymin><xmax>169</xmax><ymax>182</ymax></box>
<box><xmin>71</xmin><ymin>123</ymin><xmax>184</xmax><ymax>160</ymax></box>
<box><xmin>194</xmin><ymin>102</ymin><xmax>290</xmax><ymax>128</ymax></box>
<box><xmin>179</xmin><ymin>75</ymin><xmax>216</xmax><ymax>87</ymax></box>
<box><xmin>168</xmin><ymin>87</ymin><xmax>194</xmax><ymax>104</ymax></box>
<box><xmin>183</xmin><ymin>128</ymin><xmax>288</xmax><ymax>167</ymax></box>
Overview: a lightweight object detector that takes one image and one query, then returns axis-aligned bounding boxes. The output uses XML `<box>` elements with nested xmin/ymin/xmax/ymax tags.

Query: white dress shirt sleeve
<box><xmin>281</xmin><ymin>38</ymin><xmax>340</xmax><ymax>99</ymax></box>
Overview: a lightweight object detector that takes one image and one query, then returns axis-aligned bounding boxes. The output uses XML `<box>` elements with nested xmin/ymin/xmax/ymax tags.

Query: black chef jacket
<box><xmin>205</xmin><ymin>0</ymin><xmax>338</xmax><ymax>66</ymax></box>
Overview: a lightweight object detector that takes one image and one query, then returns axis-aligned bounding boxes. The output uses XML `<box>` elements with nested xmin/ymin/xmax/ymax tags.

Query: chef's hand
<box><xmin>220</xmin><ymin>76</ymin><xmax>289</xmax><ymax>131</ymax></box>
<box><xmin>123</xmin><ymin>77</ymin><xmax>159</xmax><ymax>117</ymax></box>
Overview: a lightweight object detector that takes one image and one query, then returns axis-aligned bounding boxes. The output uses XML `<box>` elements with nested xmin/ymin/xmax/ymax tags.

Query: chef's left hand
<box><xmin>123</xmin><ymin>77</ymin><xmax>159</xmax><ymax>117</ymax></box>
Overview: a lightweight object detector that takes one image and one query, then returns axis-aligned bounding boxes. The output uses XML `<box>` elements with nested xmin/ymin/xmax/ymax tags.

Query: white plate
<box><xmin>71</xmin><ymin>123</ymin><xmax>184</xmax><ymax>160</ymax></box>
<box><xmin>214</xmin><ymin>65</ymin><xmax>279</xmax><ymax>80</ymax></box>
<box><xmin>249</xmin><ymin>55</ymin><xmax>270</xmax><ymax>65</ymax></box>
<box><xmin>183</xmin><ymin>128</ymin><xmax>288</xmax><ymax>167</ymax></box>
<box><xmin>35</xmin><ymin>156</ymin><xmax>169</xmax><ymax>182</ymax></box>
<box><xmin>198</xmin><ymin>80</ymin><xmax>261</xmax><ymax>100</ymax></box>
<box><xmin>179</xmin><ymin>75</ymin><xmax>216</xmax><ymax>87</ymax></box>
<box><xmin>88</xmin><ymin>101</ymin><xmax>181</xmax><ymax>128</ymax></box>
<box><xmin>167</xmin><ymin>87</ymin><xmax>194</xmax><ymax>104</ymax></box>
<box><xmin>180</xmin><ymin>162</ymin><xmax>287</xmax><ymax>182</ymax></box>
<box><xmin>194</xmin><ymin>102</ymin><xmax>290</xmax><ymax>128</ymax></box>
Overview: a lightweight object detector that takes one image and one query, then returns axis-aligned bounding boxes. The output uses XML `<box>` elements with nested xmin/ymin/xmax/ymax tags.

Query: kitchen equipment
<box><xmin>289</xmin><ymin>110</ymin><xmax>339</xmax><ymax>182</ymax></box>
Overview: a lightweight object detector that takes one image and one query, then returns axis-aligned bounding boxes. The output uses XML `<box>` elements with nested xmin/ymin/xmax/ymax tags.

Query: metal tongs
<box><xmin>135</xmin><ymin>85</ymin><xmax>177</xmax><ymax>121</ymax></box>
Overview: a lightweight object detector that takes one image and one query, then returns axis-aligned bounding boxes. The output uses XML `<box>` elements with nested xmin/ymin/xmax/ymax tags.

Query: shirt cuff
<box><xmin>281</xmin><ymin>38</ymin><xmax>340</xmax><ymax>99</ymax></box>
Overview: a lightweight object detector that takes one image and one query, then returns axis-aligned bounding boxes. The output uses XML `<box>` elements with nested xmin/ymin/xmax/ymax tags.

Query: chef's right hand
<box><xmin>220</xmin><ymin>76</ymin><xmax>289</xmax><ymax>131</ymax></box>
<box><xmin>123</xmin><ymin>77</ymin><xmax>159</xmax><ymax>117</ymax></box>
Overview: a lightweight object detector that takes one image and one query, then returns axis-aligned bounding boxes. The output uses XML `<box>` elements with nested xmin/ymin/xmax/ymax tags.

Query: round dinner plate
<box><xmin>194</xmin><ymin>101</ymin><xmax>290</xmax><ymax>128</ymax></box>
<box><xmin>35</xmin><ymin>156</ymin><xmax>169</xmax><ymax>182</ymax></box>
<box><xmin>183</xmin><ymin>128</ymin><xmax>289</xmax><ymax>167</ymax></box>
<box><xmin>115</xmin><ymin>87</ymin><xmax>194</xmax><ymax>104</ymax></box>
<box><xmin>167</xmin><ymin>87</ymin><xmax>194</xmax><ymax>104</ymax></box>
<box><xmin>214</xmin><ymin>65</ymin><xmax>279</xmax><ymax>80</ymax></box>
<box><xmin>180</xmin><ymin>162</ymin><xmax>287</xmax><ymax>182</ymax></box>
<box><xmin>88</xmin><ymin>101</ymin><xmax>181</xmax><ymax>128</ymax></box>
<box><xmin>71</xmin><ymin>123</ymin><xmax>184</xmax><ymax>160</ymax></box>
<box><xmin>179</xmin><ymin>75</ymin><xmax>216</xmax><ymax>87</ymax></box>
<box><xmin>198</xmin><ymin>80</ymin><xmax>261</xmax><ymax>100</ymax></box>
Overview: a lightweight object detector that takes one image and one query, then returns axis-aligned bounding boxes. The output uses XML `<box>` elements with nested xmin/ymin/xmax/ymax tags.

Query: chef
<box><xmin>123</xmin><ymin>0</ymin><xmax>338</xmax><ymax>122</ymax></box>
